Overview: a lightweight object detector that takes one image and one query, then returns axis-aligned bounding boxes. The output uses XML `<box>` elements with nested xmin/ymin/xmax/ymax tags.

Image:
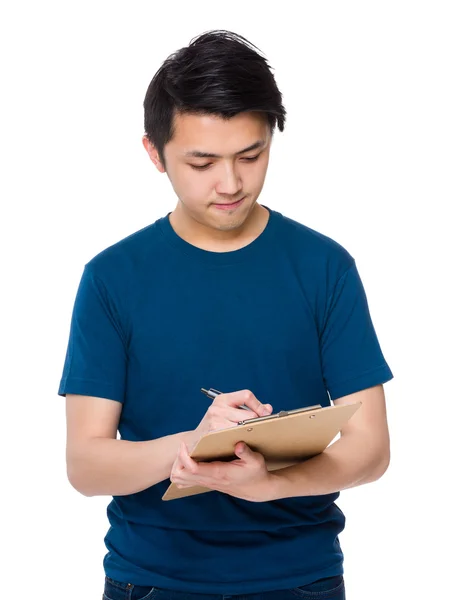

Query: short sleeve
<box><xmin>58</xmin><ymin>265</ymin><xmax>127</xmax><ymax>402</ymax></box>
<box><xmin>320</xmin><ymin>261</ymin><xmax>393</xmax><ymax>400</ymax></box>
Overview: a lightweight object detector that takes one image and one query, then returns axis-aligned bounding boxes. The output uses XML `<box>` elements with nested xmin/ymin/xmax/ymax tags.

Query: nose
<box><xmin>216</xmin><ymin>162</ymin><xmax>243</xmax><ymax>196</ymax></box>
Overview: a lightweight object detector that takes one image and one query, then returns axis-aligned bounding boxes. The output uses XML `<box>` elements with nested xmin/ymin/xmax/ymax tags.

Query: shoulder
<box><xmin>272</xmin><ymin>208</ymin><xmax>355</xmax><ymax>276</ymax></box>
<box><xmin>83</xmin><ymin>217</ymin><xmax>166</xmax><ymax>282</ymax></box>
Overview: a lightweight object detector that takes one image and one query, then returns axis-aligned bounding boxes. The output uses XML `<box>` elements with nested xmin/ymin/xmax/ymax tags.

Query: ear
<box><xmin>142</xmin><ymin>136</ymin><xmax>166</xmax><ymax>173</ymax></box>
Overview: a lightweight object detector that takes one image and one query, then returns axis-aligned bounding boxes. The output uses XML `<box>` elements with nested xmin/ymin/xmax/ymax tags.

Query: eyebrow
<box><xmin>184</xmin><ymin>140</ymin><xmax>266</xmax><ymax>159</ymax></box>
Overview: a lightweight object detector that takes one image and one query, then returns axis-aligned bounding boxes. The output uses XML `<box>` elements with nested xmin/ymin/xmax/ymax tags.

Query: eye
<box><xmin>190</xmin><ymin>164</ymin><xmax>212</xmax><ymax>171</ymax></box>
<box><xmin>189</xmin><ymin>154</ymin><xmax>261</xmax><ymax>171</ymax></box>
<box><xmin>241</xmin><ymin>154</ymin><xmax>261</xmax><ymax>162</ymax></box>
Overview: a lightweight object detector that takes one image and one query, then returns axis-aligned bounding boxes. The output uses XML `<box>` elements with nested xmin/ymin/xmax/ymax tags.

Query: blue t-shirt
<box><xmin>58</xmin><ymin>205</ymin><xmax>393</xmax><ymax>594</ymax></box>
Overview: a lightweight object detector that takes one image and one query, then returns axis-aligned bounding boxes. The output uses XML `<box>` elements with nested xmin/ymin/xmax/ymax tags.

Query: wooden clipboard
<box><xmin>162</xmin><ymin>401</ymin><xmax>361</xmax><ymax>501</ymax></box>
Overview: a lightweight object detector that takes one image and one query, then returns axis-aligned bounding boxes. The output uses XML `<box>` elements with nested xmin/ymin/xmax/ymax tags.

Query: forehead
<box><xmin>169</xmin><ymin>111</ymin><xmax>270</xmax><ymax>156</ymax></box>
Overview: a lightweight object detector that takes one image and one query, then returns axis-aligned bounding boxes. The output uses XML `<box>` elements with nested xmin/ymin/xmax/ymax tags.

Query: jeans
<box><xmin>102</xmin><ymin>574</ymin><xmax>345</xmax><ymax>600</ymax></box>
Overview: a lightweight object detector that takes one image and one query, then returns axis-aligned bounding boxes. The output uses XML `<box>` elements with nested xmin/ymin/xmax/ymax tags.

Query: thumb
<box><xmin>235</xmin><ymin>442</ymin><xmax>253</xmax><ymax>458</ymax></box>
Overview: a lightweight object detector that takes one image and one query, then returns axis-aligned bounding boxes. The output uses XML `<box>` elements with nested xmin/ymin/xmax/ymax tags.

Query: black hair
<box><xmin>143</xmin><ymin>30</ymin><xmax>286</xmax><ymax>168</ymax></box>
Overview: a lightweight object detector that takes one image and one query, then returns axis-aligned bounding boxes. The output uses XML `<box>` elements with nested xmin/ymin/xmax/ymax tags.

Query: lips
<box><xmin>213</xmin><ymin>196</ymin><xmax>245</xmax><ymax>207</ymax></box>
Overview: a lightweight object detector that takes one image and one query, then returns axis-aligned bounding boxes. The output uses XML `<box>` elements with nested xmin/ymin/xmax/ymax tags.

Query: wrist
<box><xmin>180</xmin><ymin>430</ymin><xmax>199</xmax><ymax>452</ymax></box>
<box><xmin>265</xmin><ymin>470</ymin><xmax>292</xmax><ymax>501</ymax></box>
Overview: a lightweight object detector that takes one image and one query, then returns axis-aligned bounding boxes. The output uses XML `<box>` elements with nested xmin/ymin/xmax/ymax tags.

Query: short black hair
<box><xmin>143</xmin><ymin>30</ymin><xmax>286</xmax><ymax>168</ymax></box>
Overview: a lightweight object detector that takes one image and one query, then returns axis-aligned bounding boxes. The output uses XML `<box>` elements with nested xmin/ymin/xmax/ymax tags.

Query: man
<box><xmin>59</xmin><ymin>30</ymin><xmax>393</xmax><ymax>600</ymax></box>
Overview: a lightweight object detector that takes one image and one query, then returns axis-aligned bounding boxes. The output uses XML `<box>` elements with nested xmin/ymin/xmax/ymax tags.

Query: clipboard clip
<box><xmin>237</xmin><ymin>404</ymin><xmax>323</xmax><ymax>425</ymax></box>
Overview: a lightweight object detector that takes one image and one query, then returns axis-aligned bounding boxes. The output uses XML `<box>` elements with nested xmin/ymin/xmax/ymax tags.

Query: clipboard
<box><xmin>162</xmin><ymin>401</ymin><xmax>361</xmax><ymax>501</ymax></box>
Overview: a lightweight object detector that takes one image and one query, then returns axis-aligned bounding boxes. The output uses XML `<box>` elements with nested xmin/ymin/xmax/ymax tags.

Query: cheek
<box><xmin>248</xmin><ymin>163</ymin><xmax>269</xmax><ymax>190</ymax></box>
<box><xmin>170</xmin><ymin>169</ymin><xmax>211</xmax><ymax>201</ymax></box>
<box><xmin>184</xmin><ymin>174</ymin><xmax>213</xmax><ymax>202</ymax></box>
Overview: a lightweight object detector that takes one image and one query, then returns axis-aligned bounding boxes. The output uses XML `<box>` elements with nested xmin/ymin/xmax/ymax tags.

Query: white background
<box><xmin>1</xmin><ymin>1</ymin><xmax>450</xmax><ymax>598</ymax></box>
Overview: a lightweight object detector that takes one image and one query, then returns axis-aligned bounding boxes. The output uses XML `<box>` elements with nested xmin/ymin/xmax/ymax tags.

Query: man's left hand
<box><xmin>170</xmin><ymin>441</ymin><xmax>278</xmax><ymax>502</ymax></box>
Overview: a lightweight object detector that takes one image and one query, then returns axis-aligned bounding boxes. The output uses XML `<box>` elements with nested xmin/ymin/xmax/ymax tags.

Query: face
<box><xmin>143</xmin><ymin>111</ymin><xmax>272</xmax><ymax>238</ymax></box>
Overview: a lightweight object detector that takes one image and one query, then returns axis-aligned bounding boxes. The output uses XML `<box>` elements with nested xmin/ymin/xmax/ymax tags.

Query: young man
<box><xmin>59</xmin><ymin>30</ymin><xmax>393</xmax><ymax>600</ymax></box>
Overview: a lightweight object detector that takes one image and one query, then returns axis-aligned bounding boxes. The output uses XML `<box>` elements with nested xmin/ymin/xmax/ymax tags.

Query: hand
<box><xmin>170</xmin><ymin>440</ymin><xmax>278</xmax><ymax>502</ymax></box>
<box><xmin>192</xmin><ymin>389</ymin><xmax>272</xmax><ymax>448</ymax></box>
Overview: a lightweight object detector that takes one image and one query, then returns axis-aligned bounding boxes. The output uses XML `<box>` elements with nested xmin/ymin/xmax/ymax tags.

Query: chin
<box><xmin>214</xmin><ymin>222</ymin><xmax>243</xmax><ymax>232</ymax></box>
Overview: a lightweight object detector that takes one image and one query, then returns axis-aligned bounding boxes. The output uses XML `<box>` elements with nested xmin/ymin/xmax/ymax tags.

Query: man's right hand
<box><xmin>191</xmin><ymin>390</ymin><xmax>273</xmax><ymax>447</ymax></box>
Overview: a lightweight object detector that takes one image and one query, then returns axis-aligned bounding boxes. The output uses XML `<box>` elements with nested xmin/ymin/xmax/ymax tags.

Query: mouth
<box><xmin>213</xmin><ymin>196</ymin><xmax>245</xmax><ymax>210</ymax></box>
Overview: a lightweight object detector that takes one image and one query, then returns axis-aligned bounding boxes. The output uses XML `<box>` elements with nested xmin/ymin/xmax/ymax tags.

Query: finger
<box><xmin>226</xmin><ymin>407</ymin><xmax>259</xmax><ymax>423</ymax></box>
<box><xmin>178</xmin><ymin>442</ymin><xmax>198</xmax><ymax>472</ymax></box>
<box><xmin>235</xmin><ymin>442</ymin><xmax>254</xmax><ymax>459</ymax></box>
<box><xmin>176</xmin><ymin>461</ymin><xmax>228</xmax><ymax>487</ymax></box>
<box><xmin>217</xmin><ymin>390</ymin><xmax>273</xmax><ymax>417</ymax></box>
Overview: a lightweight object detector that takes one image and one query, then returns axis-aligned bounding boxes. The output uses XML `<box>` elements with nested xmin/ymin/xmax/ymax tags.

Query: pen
<box><xmin>200</xmin><ymin>387</ymin><xmax>252</xmax><ymax>411</ymax></box>
<box><xmin>200</xmin><ymin>387</ymin><xmax>222</xmax><ymax>400</ymax></box>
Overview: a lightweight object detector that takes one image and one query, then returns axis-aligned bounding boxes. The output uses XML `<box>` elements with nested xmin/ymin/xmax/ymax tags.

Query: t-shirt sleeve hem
<box><xmin>327</xmin><ymin>364</ymin><xmax>394</xmax><ymax>401</ymax></box>
<box><xmin>58</xmin><ymin>377</ymin><xmax>124</xmax><ymax>403</ymax></box>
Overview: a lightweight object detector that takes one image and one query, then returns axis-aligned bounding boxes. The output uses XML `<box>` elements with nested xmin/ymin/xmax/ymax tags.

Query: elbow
<box><xmin>377</xmin><ymin>456</ymin><xmax>390</xmax><ymax>480</ymax></box>
<box><xmin>66</xmin><ymin>460</ymin><xmax>96</xmax><ymax>497</ymax></box>
<box><xmin>68</xmin><ymin>477</ymin><xmax>95</xmax><ymax>497</ymax></box>
<box><xmin>370</xmin><ymin>449</ymin><xmax>391</xmax><ymax>482</ymax></box>
<box><xmin>379</xmin><ymin>442</ymin><xmax>391</xmax><ymax>476</ymax></box>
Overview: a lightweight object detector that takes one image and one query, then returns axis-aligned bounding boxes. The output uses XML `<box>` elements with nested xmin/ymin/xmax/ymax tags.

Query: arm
<box><xmin>170</xmin><ymin>385</ymin><xmax>390</xmax><ymax>502</ymax></box>
<box><xmin>65</xmin><ymin>394</ymin><xmax>196</xmax><ymax>497</ymax></box>
<box><xmin>269</xmin><ymin>384</ymin><xmax>390</xmax><ymax>499</ymax></box>
<box><xmin>66</xmin><ymin>390</ymin><xmax>271</xmax><ymax>497</ymax></box>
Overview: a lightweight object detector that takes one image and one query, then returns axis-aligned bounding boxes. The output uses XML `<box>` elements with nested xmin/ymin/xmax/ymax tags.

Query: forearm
<box><xmin>270</xmin><ymin>432</ymin><xmax>390</xmax><ymax>500</ymax></box>
<box><xmin>67</xmin><ymin>431</ymin><xmax>194</xmax><ymax>497</ymax></box>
